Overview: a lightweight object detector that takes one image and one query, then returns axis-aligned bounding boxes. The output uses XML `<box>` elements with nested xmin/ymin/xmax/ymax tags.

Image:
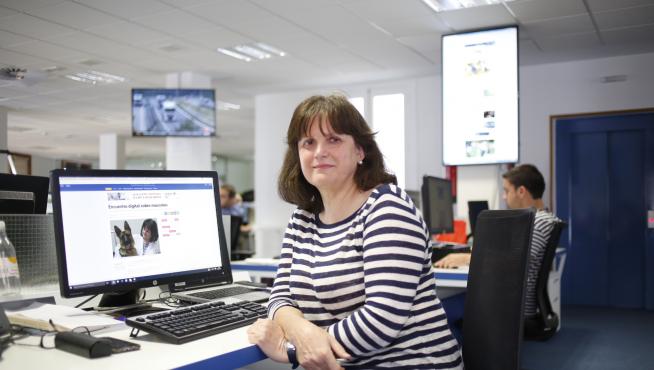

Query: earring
<box><xmin>358</xmin><ymin>160</ymin><xmax>363</xmax><ymax>165</ymax></box>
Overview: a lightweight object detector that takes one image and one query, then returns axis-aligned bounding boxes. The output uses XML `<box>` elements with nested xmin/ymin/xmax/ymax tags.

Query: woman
<box><xmin>139</xmin><ymin>218</ymin><xmax>160</xmax><ymax>255</ymax></box>
<box><xmin>247</xmin><ymin>94</ymin><xmax>462</xmax><ymax>369</ymax></box>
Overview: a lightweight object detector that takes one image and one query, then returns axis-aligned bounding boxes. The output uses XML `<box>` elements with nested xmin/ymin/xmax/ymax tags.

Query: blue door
<box><xmin>556</xmin><ymin>111</ymin><xmax>654</xmax><ymax>310</ymax></box>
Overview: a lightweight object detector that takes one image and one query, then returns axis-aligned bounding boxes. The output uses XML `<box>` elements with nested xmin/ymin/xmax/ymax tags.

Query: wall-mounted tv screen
<box><xmin>442</xmin><ymin>26</ymin><xmax>518</xmax><ymax>166</ymax></box>
<box><xmin>132</xmin><ymin>88</ymin><xmax>216</xmax><ymax>137</ymax></box>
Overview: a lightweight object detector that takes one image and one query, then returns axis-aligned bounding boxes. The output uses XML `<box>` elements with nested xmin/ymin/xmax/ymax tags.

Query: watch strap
<box><xmin>285</xmin><ymin>341</ymin><xmax>299</xmax><ymax>369</ymax></box>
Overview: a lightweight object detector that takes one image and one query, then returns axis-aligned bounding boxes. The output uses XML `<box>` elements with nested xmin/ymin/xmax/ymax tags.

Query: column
<box><xmin>165</xmin><ymin>72</ymin><xmax>212</xmax><ymax>171</ymax></box>
<box><xmin>99</xmin><ymin>133</ymin><xmax>126</xmax><ymax>169</ymax></box>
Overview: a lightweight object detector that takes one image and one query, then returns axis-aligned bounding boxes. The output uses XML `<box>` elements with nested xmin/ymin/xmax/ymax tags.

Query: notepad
<box><xmin>6</xmin><ymin>303</ymin><xmax>121</xmax><ymax>332</ymax></box>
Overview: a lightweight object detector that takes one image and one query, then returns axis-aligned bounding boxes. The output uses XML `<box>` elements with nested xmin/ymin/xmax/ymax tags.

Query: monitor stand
<box><xmin>98</xmin><ymin>289</ymin><xmax>141</xmax><ymax>308</ymax></box>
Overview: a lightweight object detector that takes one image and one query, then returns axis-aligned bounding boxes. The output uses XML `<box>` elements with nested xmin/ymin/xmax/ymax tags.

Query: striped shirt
<box><xmin>268</xmin><ymin>184</ymin><xmax>463</xmax><ymax>369</ymax></box>
<box><xmin>524</xmin><ymin>209</ymin><xmax>559</xmax><ymax>317</ymax></box>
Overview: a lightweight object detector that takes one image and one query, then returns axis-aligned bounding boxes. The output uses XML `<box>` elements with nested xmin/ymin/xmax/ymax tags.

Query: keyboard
<box><xmin>126</xmin><ymin>300</ymin><xmax>268</xmax><ymax>344</ymax></box>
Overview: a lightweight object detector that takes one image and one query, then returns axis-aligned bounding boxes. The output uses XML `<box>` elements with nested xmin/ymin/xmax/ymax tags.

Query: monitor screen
<box><xmin>421</xmin><ymin>176</ymin><xmax>454</xmax><ymax>235</ymax></box>
<box><xmin>0</xmin><ymin>174</ymin><xmax>49</xmax><ymax>214</ymax></box>
<box><xmin>132</xmin><ymin>88</ymin><xmax>216</xmax><ymax>137</ymax></box>
<box><xmin>442</xmin><ymin>26</ymin><xmax>519</xmax><ymax>166</ymax></box>
<box><xmin>467</xmin><ymin>200</ymin><xmax>489</xmax><ymax>237</ymax></box>
<box><xmin>50</xmin><ymin>169</ymin><xmax>231</xmax><ymax>299</ymax></box>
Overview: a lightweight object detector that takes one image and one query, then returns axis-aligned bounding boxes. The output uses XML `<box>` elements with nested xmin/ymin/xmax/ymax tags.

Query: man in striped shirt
<box><xmin>247</xmin><ymin>94</ymin><xmax>462</xmax><ymax>369</ymax></box>
<box><xmin>435</xmin><ymin>164</ymin><xmax>559</xmax><ymax>318</ymax></box>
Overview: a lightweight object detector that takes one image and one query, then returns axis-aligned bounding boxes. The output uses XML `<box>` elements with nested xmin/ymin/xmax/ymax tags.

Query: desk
<box><xmin>2</xmin><ymin>286</ymin><xmax>267</xmax><ymax>370</ymax></box>
<box><xmin>232</xmin><ymin>259</ymin><xmax>470</xmax><ymax>289</ymax></box>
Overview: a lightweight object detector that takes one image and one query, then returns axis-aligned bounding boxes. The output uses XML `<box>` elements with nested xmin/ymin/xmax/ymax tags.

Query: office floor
<box><xmin>522</xmin><ymin>305</ymin><xmax>654</xmax><ymax>370</ymax></box>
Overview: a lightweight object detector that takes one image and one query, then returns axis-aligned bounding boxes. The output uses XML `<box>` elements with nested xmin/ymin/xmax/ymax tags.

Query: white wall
<box><xmin>254</xmin><ymin>51</ymin><xmax>654</xmax><ymax>257</ymax></box>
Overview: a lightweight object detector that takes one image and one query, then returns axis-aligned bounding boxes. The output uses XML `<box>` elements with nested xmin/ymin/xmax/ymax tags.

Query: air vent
<box><xmin>8</xmin><ymin>126</ymin><xmax>34</xmax><ymax>133</ymax></box>
<box><xmin>159</xmin><ymin>44</ymin><xmax>183</xmax><ymax>52</ymax></box>
<box><xmin>78</xmin><ymin>59</ymin><xmax>103</xmax><ymax>66</ymax></box>
<box><xmin>30</xmin><ymin>145</ymin><xmax>52</xmax><ymax>150</ymax></box>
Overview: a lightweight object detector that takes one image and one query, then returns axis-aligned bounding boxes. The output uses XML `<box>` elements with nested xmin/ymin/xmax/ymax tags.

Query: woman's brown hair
<box><xmin>277</xmin><ymin>94</ymin><xmax>396</xmax><ymax>213</ymax></box>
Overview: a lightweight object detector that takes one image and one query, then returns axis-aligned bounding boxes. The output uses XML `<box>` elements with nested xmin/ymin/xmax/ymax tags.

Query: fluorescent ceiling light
<box><xmin>217</xmin><ymin>48</ymin><xmax>252</xmax><ymax>62</ymax></box>
<box><xmin>217</xmin><ymin>101</ymin><xmax>240</xmax><ymax>111</ymax></box>
<box><xmin>217</xmin><ymin>43</ymin><xmax>286</xmax><ymax>62</ymax></box>
<box><xmin>422</xmin><ymin>0</ymin><xmax>513</xmax><ymax>12</ymax></box>
<box><xmin>254</xmin><ymin>43</ymin><xmax>286</xmax><ymax>57</ymax></box>
<box><xmin>65</xmin><ymin>70</ymin><xmax>126</xmax><ymax>85</ymax></box>
<box><xmin>234</xmin><ymin>45</ymin><xmax>271</xmax><ymax>60</ymax></box>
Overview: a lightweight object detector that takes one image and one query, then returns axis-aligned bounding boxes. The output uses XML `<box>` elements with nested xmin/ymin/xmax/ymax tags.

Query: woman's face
<box><xmin>142</xmin><ymin>226</ymin><xmax>152</xmax><ymax>242</ymax></box>
<box><xmin>298</xmin><ymin>117</ymin><xmax>363</xmax><ymax>193</ymax></box>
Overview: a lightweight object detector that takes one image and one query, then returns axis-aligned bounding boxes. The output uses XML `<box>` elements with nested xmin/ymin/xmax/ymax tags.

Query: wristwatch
<box><xmin>285</xmin><ymin>341</ymin><xmax>299</xmax><ymax>369</ymax></box>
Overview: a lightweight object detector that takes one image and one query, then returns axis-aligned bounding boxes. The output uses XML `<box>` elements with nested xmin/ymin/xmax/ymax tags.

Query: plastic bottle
<box><xmin>0</xmin><ymin>220</ymin><xmax>21</xmax><ymax>297</ymax></box>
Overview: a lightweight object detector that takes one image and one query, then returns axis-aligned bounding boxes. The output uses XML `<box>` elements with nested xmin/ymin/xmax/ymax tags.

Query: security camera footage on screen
<box><xmin>132</xmin><ymin>88</ymin><xmax>216</xmax><ymax>137</ymax></box>
<box><xmin>442</xmin><ymin>26</ymin><xmax>519</xmax><ymax>166</ymax></box>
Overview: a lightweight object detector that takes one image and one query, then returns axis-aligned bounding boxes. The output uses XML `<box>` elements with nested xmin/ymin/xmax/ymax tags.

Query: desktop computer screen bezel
<box><xmin>50</xmin><ymin>169</ymin><xmax>232</xmax><ymax>299</ymax></box>
<box><xmin>421</xmin><ymin>175</ymin><xmax>455</xmax><ymax>235</ymax></box>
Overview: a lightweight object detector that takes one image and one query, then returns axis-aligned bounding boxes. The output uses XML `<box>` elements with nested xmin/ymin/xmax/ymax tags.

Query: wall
<box><xmin>254</xmin><ymin>51</ymin><xmax>654</xmax><ymax>257</ymax></box>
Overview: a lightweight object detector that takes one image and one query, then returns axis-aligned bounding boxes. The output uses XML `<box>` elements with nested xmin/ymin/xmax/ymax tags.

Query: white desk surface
<box><xmin>3</xmin><ymin>285</ymin><xmax>266</xmax><ymax>370</ymax></box>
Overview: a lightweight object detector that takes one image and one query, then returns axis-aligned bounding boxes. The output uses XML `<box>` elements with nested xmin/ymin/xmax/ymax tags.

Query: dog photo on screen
<box><xmin>112</xmin><ymin>220</ymin><xmax>138</xmax><ymax>257</ymax></box>
<box><xmin>111</xmin><ymin>218</ymin><xmax>162</xmax><ymax>258</ymax></box>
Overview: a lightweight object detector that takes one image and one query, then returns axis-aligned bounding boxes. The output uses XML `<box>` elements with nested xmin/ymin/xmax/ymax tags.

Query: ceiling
<box><xmin>1</xmin><ymin>0</ymin><xmax>654</xmax><ymax>162</ymax></box>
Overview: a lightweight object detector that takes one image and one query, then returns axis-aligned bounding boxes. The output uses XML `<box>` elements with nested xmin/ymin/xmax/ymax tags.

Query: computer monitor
<box><xmin>131</xmin><ymin>88</ymin><xmax>216</xmax><ymax>137</ymax></box>
<box><xmin>0</xmin><ymin>174</ymin><xmax>49</xmax><ymax>214</ymax></box>
<box><xmin>468</xmin><ymin>200</ymin><xmax>489</xmax><ymax>237</ymax></box>
<box><xmin>50</xmin><ymin>169</ymin><xmax>231</xmax><ymax>307</ymax></box>
<box><xmin>421</xmin><ymin>175</ymin><xmax>454</xmax><ymax>235</ymax></box>
<box><xmin>405</xmin><ymin>190</ymin><xmax>421</xmax><ymax>210</ymax></box>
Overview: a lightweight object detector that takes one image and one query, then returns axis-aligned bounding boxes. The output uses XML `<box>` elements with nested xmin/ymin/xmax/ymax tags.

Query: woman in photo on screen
<box><xmin>138</xmin><ymin>218</ymin><xmax>160</xmax><ymax>255</ymax></box>
<box><xmin>247</xmin><ymin>94</ymin><xmax>462</xmax><ymax>369</ymax></box>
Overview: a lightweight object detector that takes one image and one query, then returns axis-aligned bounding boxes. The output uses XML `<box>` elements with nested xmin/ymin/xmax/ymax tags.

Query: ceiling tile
<box><xmin>342</xmin><ymin>0</ymin><xmax>433</xmax><ymax>21</ymax></box>
<box><xmin>85</xmin><ymin>21</ymin><xmax>169</xmax><ymax>47</ymax></box>
<box><xmin>75</xmin><ymin>0</ymin><xmax>175</xmax><ymax>20</ymax></box>
<box><xmin>0</xmin><ymin>5</ymin><xmax>20</xmax><ymax>18</ymax></box>
<box><xmin>133</xmin><ymin>10</ymin><xmax>217</xmax><ymax>37</ymax></box>
<box><xmin>183</xmin><ymin>0</ymin><xmax>274</xmax><ymax>29</ymax></box>
<box><xmin>28</xmin><ymin>2</ymin><xmax>120</xmax><ymax>30</ymax></box>
<box><xmin>438</xmin><ymin>4</ymin><xmax>516</xmax><ymax>31</ymax></box>
<box><xmin>0</xmin><ymin>29</ymin><xmax>34</xmax><ymax>47</ymax></box>
<box><xmin>0</xmin><ymin>13</ymin><xmax>76</xmax><ymax>40</ymax></box>
<box><xmin>397</xmin><ymin>34</ymin><xmax>442</xmax><ymax>63</ymax></box>
<box><xmin>593</xmin><ymin>5</ymin><xmax>654</xmax><ymax>30</ymax></box>
<box><xmin>232</xmin><ymin>17</ymin><xmax>308</xmax><ymax>42</ymax></box>
<box><xmin>0</xmin><ymin>48</ymin><xmax>48</xmax><ymax>67</ymax></box>
<box><xmin>522</xmin><ymin>14</ymin><xmax>595</xmax><ymax>38</ymax></box>
<box><xmin>8</xmin><ymin>40</ymin><xmax>87</xmax><ymax>61</ymax></box>
<box><xmin>178</xmin><ymin>26</ymin><xmax>250</xmax><ymax>49</ymax></box>
<box><xmin>508</xmin><ymin>0</ymin><xmax>587</xmax><ymax>22</ymax></box>
<box><xmin>535</xmin><ymin>32</ymin><xmax>601</xmax><ymax>52</ymax></box>
<box><xmin>0</xmin><ymin>0</ymin><xmax>67</xmax><ymax>12</ymax></box>
<box><xmin>586</xmin><ymin>0</ymin><xmax>654</xmax><ymax>12</ymax></box>
<box><xmin>372</xmin><ymin>15</ymin><xmax>450</xmax><ymax>37</ymax></box>
<box><xmin>602</xmin><ymin>23</ymin><xmax>654</xmax><ymax>45</ymax></box>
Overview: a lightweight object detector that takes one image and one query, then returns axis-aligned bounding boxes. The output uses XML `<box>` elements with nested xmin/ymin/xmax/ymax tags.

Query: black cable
<box><xmin>74</xmin><ymin>294</ymin><xmax>99</xmax><ymax>309</ymax></box>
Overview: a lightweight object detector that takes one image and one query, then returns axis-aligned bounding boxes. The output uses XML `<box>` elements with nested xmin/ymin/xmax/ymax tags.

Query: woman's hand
<box><xmin>286</xmin><ymin>319</ymin><xmax>350</xmax><ymax>370</ymax></box>
<box><xmin>434</xmin><ymin>252</ymin><xmax>471</xmax><ymax>269</ymax></box>
<box><xmin>247</xmin><ymin>319</ymin><xmax>288</xmax><ymax>363</ymax></box>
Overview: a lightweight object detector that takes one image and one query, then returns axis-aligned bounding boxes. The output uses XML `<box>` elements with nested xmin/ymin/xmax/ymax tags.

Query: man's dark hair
<box><xmin>141</xmin><ymin>218</ymin><xmax>159</xmax><ymax>242</ymax></box>
<box><xmin>278</xmin><ymin>94</ymin><xmax>396</xmax><ymax>214</ymax></box>
<box><xmin>221</xmin><ymin>184</ymin><xmax>237</xmax><ymax>199</ymax></box>
<box><xmin>502</xmin><ymin>164</ymin><xmax>545</xmax><ymax>199</ymax></box>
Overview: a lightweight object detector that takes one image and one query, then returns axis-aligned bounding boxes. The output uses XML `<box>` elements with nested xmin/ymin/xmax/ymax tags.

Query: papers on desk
<box><xmin>6</xmin><ymin>303</ymin><xmax>122</xmax><ymax>332</ymax></box>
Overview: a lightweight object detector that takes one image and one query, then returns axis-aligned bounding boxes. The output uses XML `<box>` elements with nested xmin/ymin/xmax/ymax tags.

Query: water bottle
<box><xmin>0</xmin><ymin>220</ymin><xmax>21</xmax><ymax>297</ymax></box>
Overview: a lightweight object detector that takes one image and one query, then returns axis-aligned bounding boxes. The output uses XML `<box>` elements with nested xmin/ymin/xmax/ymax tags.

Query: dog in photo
<box><xmin>114</xmin><ymin>221</ymin><xmax>138</xmax><ymax>257</ymax></box>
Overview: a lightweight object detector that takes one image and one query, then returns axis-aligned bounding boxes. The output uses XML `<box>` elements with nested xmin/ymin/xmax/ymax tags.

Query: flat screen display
<box><xmin>50</xmin><ymin>169</ymin><xmax>231</xmax><ymax>298</ymax></box>
<box><xmin>442</xmin><ymin>26</ymin><xmax>519</xmax><ymax>166</ymax></box>
<box><xmin>132</xmin><ymin>88</ymin><xmax>216</xmax><ymax>137</ymax></box>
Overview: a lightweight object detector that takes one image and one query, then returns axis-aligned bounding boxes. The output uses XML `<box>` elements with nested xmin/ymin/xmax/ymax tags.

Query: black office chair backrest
<box><xmin>463</xmin><ymin>208</ymin><xmax>535</xmax><ymax>370</ymax></box>
<box><xmin>524</xmin><ymin>219</ymin><xmax>567</xmax><ymax>340</ymax></box>
<box><xmin>230</xmin><ymin>215</ymin><xmax>243</xmax><ymax>253</ymax></box>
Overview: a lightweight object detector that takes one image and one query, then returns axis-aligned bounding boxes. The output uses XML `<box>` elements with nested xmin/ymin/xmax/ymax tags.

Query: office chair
<box><xmin>229</xmin><ymin>215</ymin><xmax>243</xmax><ymax>260</ymax></box>
<box><xmin>524</xmin><ymin>219</ymin><xmax>567</xmax><ymax>341</ymax></box>
<box><xmin>462</xmin><ymin>209</ymin><xmax>535</xmax><ymax>370</ymax></box>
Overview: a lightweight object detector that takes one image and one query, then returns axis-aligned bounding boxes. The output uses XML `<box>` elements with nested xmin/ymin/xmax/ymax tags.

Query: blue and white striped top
<box><xmin>524</xmin><ymin>209</ymin><xmax>559</xmax><ymax>317</ymax></box>
<box><xmin>268</xmin><ymin>184</ymin><xmax>463</xmax><ymax>369</ymax></box>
